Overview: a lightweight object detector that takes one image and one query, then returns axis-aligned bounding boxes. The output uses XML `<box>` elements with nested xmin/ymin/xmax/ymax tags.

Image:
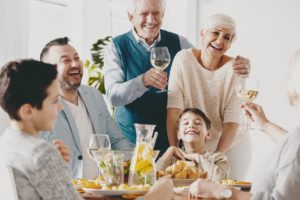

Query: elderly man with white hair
<box><xmin>103</xmin><ymin>0</ymin><xmax>193</xmax><ymax>154</ymax></box>
<box><xmin>104</xmin><ymin>0</ymin><xmax>249</xmax><ymax>155</ymax></box>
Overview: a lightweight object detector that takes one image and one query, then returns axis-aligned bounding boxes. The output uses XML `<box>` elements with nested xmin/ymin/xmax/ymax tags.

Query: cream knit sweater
<box><xmin>168</xmin><ymin>49</ymin><xmax>243</xmax><ymax>152</ymax></box>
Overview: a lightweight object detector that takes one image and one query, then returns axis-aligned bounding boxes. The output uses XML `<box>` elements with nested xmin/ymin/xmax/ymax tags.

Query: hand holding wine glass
<box><xmin>150</xmin><ymin>47</ymin><xmax>171</xmax><ymax>92</ymax></box>
<box><xmin>236</xmin><ymin>74</ymin><xmax>259</xmax><ymax>129</ymax></box>
<box><xmin>242</xmin><ymin>102</ymin><xmax>269</xmax><ymax>130</ymax></box>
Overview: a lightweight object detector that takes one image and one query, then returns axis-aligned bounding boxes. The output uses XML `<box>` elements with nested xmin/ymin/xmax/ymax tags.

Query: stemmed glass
<box><xmin>150</xmin><ymin>47</ymin><xmax>171</xmax><ymax>93</ymax></box>
<box><xmin>236</xmin><ymin>74</ymin><xmax>259</xmax><ymax>129</ymax></box>
<box><xmin>87</xmin><ymin>134</ymin><xmax>111</xmax><ymax>178</ymax></box>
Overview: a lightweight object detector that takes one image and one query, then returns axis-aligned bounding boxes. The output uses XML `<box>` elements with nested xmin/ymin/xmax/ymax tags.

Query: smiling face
<box><xmin>43</xmin><ymin>44</ymin><xmax>83</xmax><ymax>92</ymax></box>
<box><xmin>128</xmin><ymin>0</ymin><xmax>164</xmax><ymax>45</ymax></box>
<box><xmin>201</xmin><ymin>26</ymin><xmax>234</xmax><ymax>58</ymax></box>
<box><xmin>178</xmin><ymin>111</ymin><xmax>211</xmax><ymax>144</ymax></box>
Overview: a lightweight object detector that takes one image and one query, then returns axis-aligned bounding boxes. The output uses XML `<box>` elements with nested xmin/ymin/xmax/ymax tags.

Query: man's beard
<box><xmin>59</xmin><ymin>77</ymin><xmax>82</xmax><ymax>92</ymax></box>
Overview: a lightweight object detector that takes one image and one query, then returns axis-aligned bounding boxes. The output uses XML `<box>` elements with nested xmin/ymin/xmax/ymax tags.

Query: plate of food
<box><xmin>72</xmin><ymin>178</ymin><xmax>101</xmax><ymax>193</ymax></box>
<box><xmin>82</xmin><ymin>183</ymin><xmax>150</xmax><ymax>196</ymax></box>
<box><xmin>82</xmin><ymin>188</ymin><xmax>148</xmax><ymax>196</ymax></box>
<box><xmin>219</xmin><ymin>178</ymin><xmax>251</xmax><ymax>190</ymax></box>
<box><xmin>157</xmin><ymin>160</ymin><xmax>206</xmax><ymax>187</ymax></box>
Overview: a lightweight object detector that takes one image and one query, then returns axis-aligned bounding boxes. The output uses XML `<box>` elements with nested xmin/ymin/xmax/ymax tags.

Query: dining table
<box><xmin>80</xmin><ymin>186</ymin><xmax>251</xmax><ymax>200</ymax></box>
<box><xmin>81</xmin><ymin>192</ymin><xmax>221</xmax><ymax>200</ymax></box>
<box><xmin>82</xmin><ymin>194</ymin><xmax>215</xmax><ymax>200</ymax></box>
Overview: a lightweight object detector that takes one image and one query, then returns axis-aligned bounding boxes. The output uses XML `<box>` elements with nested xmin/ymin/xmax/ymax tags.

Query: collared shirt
<box><xmin>103</xmin><ymin>28</ymin><xmax>194</xmax><ymax>107</ymax></box>
<box><xmin>131</xmin><ymin>27</ymin><xmax>161</xmax><ymax>51</ymax></box>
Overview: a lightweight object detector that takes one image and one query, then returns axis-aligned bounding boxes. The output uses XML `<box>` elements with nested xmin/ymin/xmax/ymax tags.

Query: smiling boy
<box><xmin>156</xmin><ymin>108</ymin><xmax>229</xmax><ymax>181</ymax></box>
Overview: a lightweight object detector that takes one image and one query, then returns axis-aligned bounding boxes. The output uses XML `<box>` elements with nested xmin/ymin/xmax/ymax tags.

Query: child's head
<box><xmin>177</xmin><ymin>108</ymin><xmax>211</xmax><ymax>144</ymax></box>
<box><xmin>0</xmin><ymin>59</ymin><xmax>62</xmax><ymax>132</ymax></box>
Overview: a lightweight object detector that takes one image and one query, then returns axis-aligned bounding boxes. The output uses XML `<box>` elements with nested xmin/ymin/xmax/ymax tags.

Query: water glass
<box><xmin>105</xmin><ymin>151</ymin><xmax>124</xmax><ymax>186</ymax></box>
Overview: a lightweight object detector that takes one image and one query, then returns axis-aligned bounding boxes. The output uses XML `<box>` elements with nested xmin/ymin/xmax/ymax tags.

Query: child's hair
<box><xmin>178</xmin><ymin>108</ymin><xmax>211</xmax><ymax>130</ymax></box>
<box><xmin>0</xmin><ymin>59</ymin><xmax>57</xmax><ymax>120</ymax></box>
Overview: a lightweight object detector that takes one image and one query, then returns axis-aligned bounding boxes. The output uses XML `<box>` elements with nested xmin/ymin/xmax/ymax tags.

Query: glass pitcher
<box><xmin>128</xmin><ymin>124</ymin><xmax>156</xmax><ymax>186</ymax></box>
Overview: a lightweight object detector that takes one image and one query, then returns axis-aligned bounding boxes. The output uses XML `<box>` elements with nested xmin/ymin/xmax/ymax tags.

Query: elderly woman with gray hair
<box><xmin>188</xmin><ymin>50</ymin><xmax>300</xmax><ymax>200</ymax></box>
<box><xmin>167</xmin><ymin>14</ymin><xmax>251</xmax><ymax>180</ymax></box>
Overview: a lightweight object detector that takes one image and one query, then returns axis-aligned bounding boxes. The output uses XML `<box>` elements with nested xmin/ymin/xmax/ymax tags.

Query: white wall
<box><xmin>80</xmin><ymin>0</ymin><xmax>198</xmax><ymax>60</ymax></box>
<box><xmin>81</xmin><ymin>0</ymin><xmax>112</xmax><ymax>60</ymax></box>
<box><xmin>163</xmin><ymin>0</ymin><xmax>198</xmax><ymax>45</ymax></box>
<box><xmin>0</xmin><ymin>0</ymin><xmax>28</xmax><ymax>66</ymax></box>
<box><xmin>197</xmin><ymin>0</ymin><xmax>300</xmax><ymax>180</ymax></box>
<box><xmin>0</xmin><ymin>0</ymin><xmax>27</xmax><ymax>134</ymax></box>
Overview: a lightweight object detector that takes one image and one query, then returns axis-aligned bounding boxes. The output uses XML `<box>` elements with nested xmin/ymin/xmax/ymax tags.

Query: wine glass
<box><xmin>150</xmin><ymin>46</ymin><xmax>171</xmax><ymax>93</ymax></box>
<box><xmin>87</xmin><ymin>134</ymin><xmax>111</xmax><ymax>179</ymax></box>
<box><xmin>236</xmin><ymin>74</ymin><xmax>259</xmax><ymax>129</ymax></box>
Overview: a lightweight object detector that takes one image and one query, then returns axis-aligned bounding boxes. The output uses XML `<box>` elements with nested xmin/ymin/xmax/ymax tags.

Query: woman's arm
<box><xmin>216</xmin><ymin>122</ymin><xmax>239</xmax><ymax>152</ymax></box>
<box><xmin>243</xmin><ymin>103</ymin><xmax>288</xmax><ymax>143</ymax></box>
<box><xmin>167</xmin><ymin>108</ymin><xmax>182</xmax><ymax>146</ymax></box>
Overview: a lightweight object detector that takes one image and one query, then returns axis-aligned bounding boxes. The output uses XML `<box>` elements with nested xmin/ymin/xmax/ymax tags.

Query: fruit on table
<box><xmin>77</xmin><ymin>179</ymin><xmax>101</xmax><ymax>189</ymax></box>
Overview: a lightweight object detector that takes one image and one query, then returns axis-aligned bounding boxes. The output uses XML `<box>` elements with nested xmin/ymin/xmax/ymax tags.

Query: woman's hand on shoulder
<box><xmin>232</xmin><ymin>55</ymin><xmax>250</xmax><ymax>76</ymax></box>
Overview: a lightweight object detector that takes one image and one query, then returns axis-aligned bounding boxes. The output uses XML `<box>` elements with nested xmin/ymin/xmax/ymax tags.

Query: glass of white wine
<box><xmin>236</xmin><ymin>74</ymin><xmax>259</xmax><ymax>129</ymax></box>
<box><xmin>87</xmin><ymin>134</ymin><xmax>111</xmax><ymax>178</ymax></box>
<box><xmin>150</xmin><ymin>46</ymin><xmax>171</xmax><ymax>93</ymax></box>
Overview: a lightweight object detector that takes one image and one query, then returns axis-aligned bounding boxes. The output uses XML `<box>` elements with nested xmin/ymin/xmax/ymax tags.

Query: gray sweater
<box><xmin>0</xmin><ymin>128</ymin><xmax>83</xmax><ymax>200</ymax></box>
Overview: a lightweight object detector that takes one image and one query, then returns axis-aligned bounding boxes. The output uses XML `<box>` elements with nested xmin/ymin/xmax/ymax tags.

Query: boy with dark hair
<box><xmin>156</xmin><ymin>108</ymin><xmax>229</xmax><ymax>181</ymax></box>
<box><xmin>0</xmin><ymin>59</ymin><xmax>83</xmax><ymax>199</ymax></box>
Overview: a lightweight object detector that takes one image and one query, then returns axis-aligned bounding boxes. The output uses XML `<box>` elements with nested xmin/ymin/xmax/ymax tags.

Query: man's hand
<box><xmin>53</xmin><ymin>139</ymin><xmax>70</xmax><ymax>163</ymax></box>
<box><xmin>232</xmin><ymin>55</ymin><xmax>250</xmax><ymax>76</ymax></box>
<box><xmin>142</xmin><ymin>67</ymin><xmax>168</xmax><ymax>89</ymax></box>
